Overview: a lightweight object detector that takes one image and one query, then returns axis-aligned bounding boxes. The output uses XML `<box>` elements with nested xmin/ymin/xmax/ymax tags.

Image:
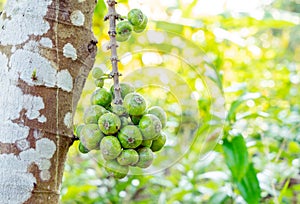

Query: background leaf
<box><xmin>222</xmin><ymin>135</ymin><xmax>249</xmax><ymax>181</ymax></box>
<box><xmin>236</xmin><ymin>163</ymin><xmax>261</xmax><ymax>204</ymax></box>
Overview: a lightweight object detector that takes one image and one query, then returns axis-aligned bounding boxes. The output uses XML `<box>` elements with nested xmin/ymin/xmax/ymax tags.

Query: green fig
<box><xmin>120</xmin><ymin>116</ymin><xmax>130</xmax><ymax>129</ymax></box>
<box><xmin>78</xmin><ymin>142</ymin><xmax>90</xmax><ymax>154</ymax></box>
<box><xmin>91</xmin><ymin>88</ymin><xmax>112</xmax><ymax>107</ymax></box>
<box><xmin>111</xmin><ymin>104</ymin><xmax>127</xmax><ymax>116</ymax></box>
<box><xmin>147</xmin><ymin>106</ymin><xmax>167</xmax><ymax>128</ymax></box>
<box><xmin>151</xmin><ymin>132</ymin><xmax>166</xmax><ymax>152</ymax></box>
<box><xmin>140</xmin><ymin>139</ymin><xmax>152</xmax><ymax>148</ymax></box>
<box><xmin>92</xmin><ymin>67</ymin><xmax>104</xmax><ymax>79</ymax></box>
<box><xmin>94</xmin><ymin>78</ymin><xmax>104</xmax><ymax>88</ymax></box>
<box><xmin>117</xmin><ymin>149</ymin><xmax>139</xmax><ymax>166</ymax></box>
<box><xmin>98</xmin><ymin>113</ymin><xmax>121</xmax><ymax>135</ymax></box>
<box><xmin>117</xmin><ymin>125</ymin><xmax>143</xmax><ymax>149</ymax></box>
<box><xmin>75</xmin><ymin>124</ymin><xmax>85</xmax><ymax>138</ymax></box>
<box><xmin>100</xmin><ymin>136</ymin><xmax>122</xmax><ymax>160</ymax></box>
<box><xmin>123</xmin><ymin>93</ymin><xmax>146</xmax><ymax>116</ymax></box>
<box><xmin>110</xmin><ymin>82</ymin><xmax>135</xmax><ymax>99</ymax></box>
<box><xmin>133</xmin><ymin>16</ymin><xmax>148</xmax><ymax>33</ymax></box>
<box><xmin>130</xmin><ymin>115</ymin><xmax>142</xmax><ymax>125</ymax></box>
<box><xmin>116</xmin><ymin>21</ymin><xmax>132</xmax><ymax>42</ymax></box>
<box><xmin>128</xmin><ymin>9</ymin><xmax>145</xmax><ymax>27</ymax></box>
<box><xmin>80</xmin><ymin>124</ymin><xmax>104</xmax><ymax>150</ymax></box>
<box><xmin>83</xmin><ymin>105</ymin><xmax>109</xmax><ymax>124</ymax></box>
<box><xmin>139</xmin><ymin>114</ymin><xmax>162</xmax><ymax>140</ymax></box>
<box><xmin>135</xmin><ymin>147</ymin><xmax>153</xmax><ymax>168</ymax></box>
<box><xmin>105</xmin><ymin>159</ymin><xmax>129</xmax><ymax>179</ymax></box>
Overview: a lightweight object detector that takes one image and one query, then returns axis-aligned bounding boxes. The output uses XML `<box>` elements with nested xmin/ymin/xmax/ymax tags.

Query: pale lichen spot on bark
<box><xmin>78</xmin><ymin>0</ymin><xmax>86</xmax><ymax>3</ymax></box>
<box><xmin>0</xmin><ymin>122</ymin><xmax>30</xmax><ymax>144</ymax></box>
<box><xmin>23</xmin><ymin>95</ymin><xmax>45</xmax><ymax>120</ymax></box>
<box><xmin>35</xmin><ymin>138</ymin><xmax>56</xmax><ymax>159</ymax></box>
<box><xmin>16</xmin><ymin>139</ymin><xmax>30</xmax><ymax>151</ymax></box>
<box><xmin>36</xmin><ymin>159</ymin><xmax>51</xmax><ymax>170</ymax></box>
<box><xmin>10</xmin><ymin>49</ymin><xmax>57</xmax><ymax>87</ymax></box>
<box><xmin>0</xmin><ymin>153</ymin><xmax>36</xmax><ymax>204</ymax></box>
<box><xmin>63</xmin><ymin>43</ymin><xmax>77</xmax><ymax>60</ymax></box>
<box><xmin>40</xmin><ymin>170</ymin><xmax>51</xmax><ymax>181</ymax></box>
<box><xmin>0</xmin><ymin>52</ymin><xmax>8</xmax><ymax>75</ymax></box>
<box><xmin>9</xmin><ymin>46</ymin><xmax>73</xmax><ymax>92</ymax></box>
<box><xmin>64</xmin><ymin>112</ymin><xmax>73</xmax><ymax>128</ymax></box>
<box><xmin>57</xmin><ymin>69</ymin><xmax>73</xmax><ymax>92</ymax></box>
<box><xmin>70</xmin><ymin>10</ymin><xmax>85</xmax><ymax>26</ymax></box>
<box><xmin>0</xmin><ymin>52</ymin><xmax>35</xmax><ymax>143</ymax></box>
<box><xmin>39</xmin><ymin>37</ymin><xmax>53</xmax><ymax>48</ymax></box>
<box><xmin>0</xmin><ymin>0</ymin><xmax>52</xmax><ymax>46</ymax></box>
<box><xmin>0</xmin><ymin>139</ymin><xmax>56</xmax><ymax>202</ymax></box>
<box><xmin>23</xmin><ymin>40</ymin><xmax>40</xmax><ymax>53</ymax></box>
<box><xmin>0</xmin><ymin>138</ymin><xmax>56</xmax><ymax>203</ymax></box>
<box><xmin>38</xmin><ymin>115</ymin><xmax>47</xmax><ymax>123</ymax></box>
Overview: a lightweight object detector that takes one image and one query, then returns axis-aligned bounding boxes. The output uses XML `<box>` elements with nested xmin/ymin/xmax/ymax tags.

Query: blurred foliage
<box><xmin>1</xmin><ymin>0</ymin><xmax>300</xmax><ymax>203</ymax></box>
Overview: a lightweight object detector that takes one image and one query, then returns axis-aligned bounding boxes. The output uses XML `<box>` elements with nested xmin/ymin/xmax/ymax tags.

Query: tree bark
<box><xmin>0</xmin><ymin>0</ymin><xmax>97</xmax><ymax>203</ymax></box>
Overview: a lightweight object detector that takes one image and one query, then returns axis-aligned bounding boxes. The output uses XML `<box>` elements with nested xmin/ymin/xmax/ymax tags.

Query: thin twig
<box><xmin>105</xmin><ymin>0</ymin><xmax>123</xmax><ymax>105</ymax></box>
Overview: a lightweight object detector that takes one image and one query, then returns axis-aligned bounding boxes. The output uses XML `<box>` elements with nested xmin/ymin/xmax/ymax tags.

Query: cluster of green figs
<box><xmin>116</xmin><ymin>9</ymin><xmax>148</xmax><ymax>42</ymax></box>
<box><xmin>75</xmin><ymin>67</ymin><xmax>167</xmax><ymax>179</ymax></box>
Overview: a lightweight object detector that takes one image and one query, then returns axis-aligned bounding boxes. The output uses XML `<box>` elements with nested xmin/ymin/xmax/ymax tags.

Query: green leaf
<box><xmin>208</xmin><ymin>191</ymin><xmax>232</xmax><ymax>204</ymax></box>
<box><xmin>236</xmin><ymin>163</ymin><xmax>261</xmax><ymax>204</ymax></box>
<box><xmin>278</xmin><ymin>179</ymin><xmax>290</xmax><ymax>203</ymax></box>
<box><xmin>156</xmin><ymin>21</ymin><xmax>184</xmax><ymax>34</ymax></box>
<box><xmin>222</xmin><ymin>135</ymin><xmax>248</xmax><ymax>181</ymax></box>
<box><xmin>226</xmin><ymin>92</ymin><xmax>261</xmax><ymax>123</ymax></box>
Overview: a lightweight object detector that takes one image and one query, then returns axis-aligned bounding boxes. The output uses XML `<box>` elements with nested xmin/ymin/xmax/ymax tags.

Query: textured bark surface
<box><xmin>0</xmin><ymin>0</ymin><xmax>97</xmax><ymax>203</ymax></box>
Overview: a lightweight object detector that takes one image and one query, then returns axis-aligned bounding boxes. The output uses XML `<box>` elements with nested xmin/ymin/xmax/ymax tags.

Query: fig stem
<box><xmin>105</xmin><ymin>0</ymin><xmax>123</xmax><ymax>105</ymax></box>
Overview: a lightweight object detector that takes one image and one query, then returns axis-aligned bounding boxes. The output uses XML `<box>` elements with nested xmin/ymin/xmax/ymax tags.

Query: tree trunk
<box><xmin>0</xmin><ymin>0</ymin><xmax>97</xmax><ymax>203</ymax></box>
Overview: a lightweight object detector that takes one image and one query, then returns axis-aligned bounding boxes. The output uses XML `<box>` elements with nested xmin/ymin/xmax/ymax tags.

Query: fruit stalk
<box><xmin>105</xmin><ymin>0</ymin><xmax>123</xmax><ymax>105</ymax></box>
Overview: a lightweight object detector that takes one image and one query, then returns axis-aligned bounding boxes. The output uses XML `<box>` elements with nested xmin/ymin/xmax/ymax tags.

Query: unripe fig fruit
<box><xmin>139</xmin><ymin>114</ymin><xmax>162</xmax><ymax>140</ymax></box>
<box><xmin>128</xmin><ymin>9</ymin><xmax>145</xmax><ymax>27</ymax></box>
<box><xmin>110</xmin><ymin>82</ymin><xmax>135</xmax><ymax>99</ymax></box>
<box><xmin>120</xmin><ymin>116</ymin><xmax>129</xmax><ymax>129</ymax></box>
<box><xmin>130</xmin><ymin>115</ymin><xmax>142</xmax><ymax>125</ymax></box>
<box><xmin>92</xmin><ymin>67</ymin><xmax>104</xmax><ymax>79</ymax></box>
<box><xmin>135</xmin><ymin>147</ymin><xmax>153</xmax><ymax>168</ymax></box>
<box><xmin>116</xmin><ymin>21</ymin><xmax>132</xmax><ymax>42</ymax></box>
<box><xmin>80</xmin><ymin>124</ymin><xmax>104</xmax><ymax>151</ymax></box>
<box><xmin>83</xmin><ymin>105</ymin><xmax>108</xmax><ymax>124</ymax></box>
<box><xmin>111</xmin><ymin>104</ymin><xmax>127</xmax><ymax>116</ymax></box>
<box><xmin>133</xmin><ymin>16</ymin><xmax>148</xmax><ymax>33</ymax></box>
<box><xmin>94</xmin><ymin>79</ymin><xmax>104</xmax><ymax>88</ymax></box>
<box><xmin>98</xmin><ymin>113</ymin><xmax>121</xmax><ymax>135</ymax></box>
<box><xmin>123</xmin><ymin>93</ymin><xmax>146</xmax><ymax>116</ymax></box>
<box><xmin>75</xmin><ymin>124</ymin><xmax>85</xmax><ymax>138</ymax></box>
<box><xmin>116</xmin><ymin>34</ymin><xmax>130</xmax><ymax>42</ymax></box>
<box><xmin>105</xmin><ymin>159</ymin><xmax>129</xmax><ymax>179</ymax></box>
<box><xmin>140</xmin><ymin>139</ymin><xmax>152</xmax><ymax>148</ymax></box>
<box><xmin>151</xmin><ymin>131</ymin><xmax>167</xmax><ymax>152</ymax></box>
<box><xmin>117</xmin><ymin>149</ymin><xmax>139</xmax><ymax>166</ymax></box>
<box><xmin>100</xmin><ymin>136</ymin><xmax>122</xmax><ymax>160</ymax></box>
<box><xmin>147</xmin><ymin>106</ymin><xmax>167</xmax><ymax>128</ymax></box>
<box><xmin>78</xmin><ymin>142</ymin><xmax>90</xmax><ymax>154</ymax></box>
<box><xmin>91</xmin><ymin>88</ymin><xmax>112</xmax><ymax>107</ymax></box>
<box><xmin>117</xmin><ymin>125</ymin><xmax>143</xmax><ymax>149</ymax></box>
